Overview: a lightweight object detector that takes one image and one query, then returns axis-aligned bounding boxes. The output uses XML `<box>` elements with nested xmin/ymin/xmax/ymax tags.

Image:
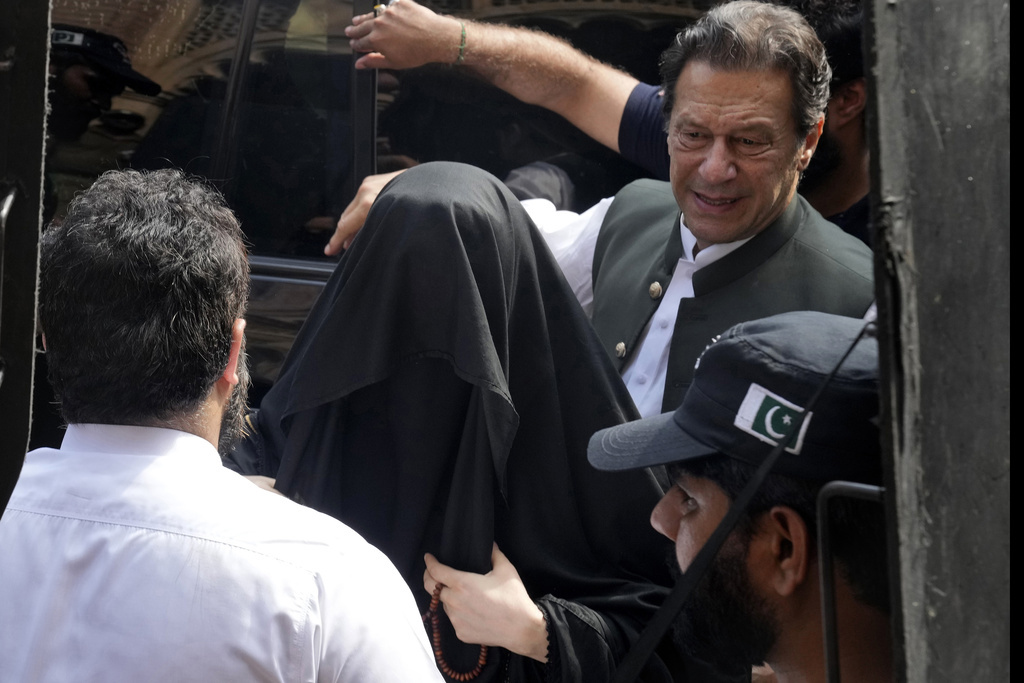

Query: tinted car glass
<box><xmin>34</xmin><ymin>0</ymin><xmax>701</xmax><ymax>448</ymax></box>
<box><xmin>373</xmin><ymin>5</ymin><xmax>698</xmax><ymax>208</ymax></box>
<box><xmin>48</xmin><ymin>0</ymin><xmax>363</xmax><ymax>258</ymax></box>
<box><xmin>35</xmin><ymin>0</ymin><xmax>368</xmax><ymax>448</ymax></box>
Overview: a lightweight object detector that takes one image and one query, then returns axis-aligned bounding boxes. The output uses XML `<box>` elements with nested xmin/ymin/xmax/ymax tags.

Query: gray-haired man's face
<box><xmin>666</xmin><ymin>61</ymin><xmax>821</xmax><ymax>250</ymax></box>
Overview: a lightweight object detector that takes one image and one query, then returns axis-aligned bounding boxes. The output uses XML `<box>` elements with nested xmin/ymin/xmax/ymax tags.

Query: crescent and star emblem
<box><xmin>764</xmin><ymin>406</ymin><xmax>795</xmax><ymax>439</ymax></box>
<box><xmin>764</xmin><ymin>406</ymin><xmax>785</xmax><ymax>438</ymax></box>
<box><xmin>735</xmin><ymin>383</ymin><xmax>810</xmax><ymax>454</ymax></box>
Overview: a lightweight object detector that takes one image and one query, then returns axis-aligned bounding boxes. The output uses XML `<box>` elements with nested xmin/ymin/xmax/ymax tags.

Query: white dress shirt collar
<box><xmin>60</xmin><ymin>422</ymin><xmax>218</xmax><ymax>460</ymax></box>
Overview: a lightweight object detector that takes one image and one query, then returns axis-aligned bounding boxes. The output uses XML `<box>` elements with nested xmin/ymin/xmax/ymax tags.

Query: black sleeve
<box><xmin>618</xmin><ymin>83</ymin><xmax>671</xmax><ymax>182</ymax></box>
<box><xmin>525</xmin><ymin>596</ymin><xmax>750</xmax><ymax>683</ymax></box>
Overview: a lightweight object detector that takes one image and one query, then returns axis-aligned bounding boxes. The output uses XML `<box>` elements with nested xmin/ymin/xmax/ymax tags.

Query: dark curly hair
<box><xmin>39</xmin><ymin>168</ymin><xmax>249</xmax><ymax>426</ymax></box>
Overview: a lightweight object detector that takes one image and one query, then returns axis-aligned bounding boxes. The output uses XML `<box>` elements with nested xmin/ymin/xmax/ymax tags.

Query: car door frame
<box><xmin>0</xmin><ymin>0</ymin><xmax>49</xmax><ymax>514</ymax></box>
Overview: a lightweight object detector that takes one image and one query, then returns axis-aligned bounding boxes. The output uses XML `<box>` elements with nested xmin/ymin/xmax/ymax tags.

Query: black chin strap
<box><xmin>610</xmin><ymin>320</ymin><xmax>877</xmax><ymax>683</ymax></box>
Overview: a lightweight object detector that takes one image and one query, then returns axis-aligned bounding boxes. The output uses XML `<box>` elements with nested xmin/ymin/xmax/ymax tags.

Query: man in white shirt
<box><xmin>0</xmin><ymin>168</ymin><xmax>443</xmax><ymax>683</ymax></box>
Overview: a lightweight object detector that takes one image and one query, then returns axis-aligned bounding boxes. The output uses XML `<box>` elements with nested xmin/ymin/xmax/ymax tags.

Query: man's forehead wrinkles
<box><xmin>669</xmin><ymin>62</ymin><xmax>797</xmax><ymax>136</ymax></box>
<box><xmin>672</xmin><ymin>108</ymin><xmax>780</xmax><ymax>135</ymax></box>
<box><xmin>671</xmin><ymin>98</ymin><xmax>780</xmax><ymax>123</ymax></box>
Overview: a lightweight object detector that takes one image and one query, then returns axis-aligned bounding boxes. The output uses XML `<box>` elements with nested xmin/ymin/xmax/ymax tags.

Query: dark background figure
<box><xmin>46</xmin><ymin>24</ymin><xmax>161</xmax><ymax>221</ymax></box>
<box><xmin>47</xmin><ymin>25</ymin><xmax>160</xmax><ymax>146</ymax></box>
<box><xmin>787</xmin><ymin>0</ymin><xmax>871</xmax><ymax>244</ymax></box>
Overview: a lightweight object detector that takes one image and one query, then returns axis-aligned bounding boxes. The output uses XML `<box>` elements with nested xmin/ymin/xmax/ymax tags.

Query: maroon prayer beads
<box><xmin>422</xmin><ymin>583</ymin><xmax>488</xmax><ymax>681</ymax></box>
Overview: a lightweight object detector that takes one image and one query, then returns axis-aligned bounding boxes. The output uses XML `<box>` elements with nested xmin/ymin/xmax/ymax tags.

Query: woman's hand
<box><xmin>423</xmin><ymin>543</ymin><xmax>549</xmax><ymax>662</ymax></box>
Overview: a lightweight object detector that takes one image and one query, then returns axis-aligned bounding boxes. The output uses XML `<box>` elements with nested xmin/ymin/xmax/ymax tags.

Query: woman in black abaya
<box><xmin>228</xmin><ymin>162</ymin><xmax>739</xmax><ymax>683</ymax></box>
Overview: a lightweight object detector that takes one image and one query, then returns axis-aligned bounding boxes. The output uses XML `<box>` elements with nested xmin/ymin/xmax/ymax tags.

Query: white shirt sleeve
<box><xmin>522</xmin><ymin>197</ymin><xmax>614</xmax><ymax>318</ymax></box>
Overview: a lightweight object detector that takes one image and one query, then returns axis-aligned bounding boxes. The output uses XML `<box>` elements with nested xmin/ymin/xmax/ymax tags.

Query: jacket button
<box><xmin>615</xmin><ymin>342</ymin><xmax>626</xmax><ymax>358</ymax></box>
<box><xmin>649</xmin><ymin>282</ymin><xmax>663</xmax><ymax>299</ymax></box>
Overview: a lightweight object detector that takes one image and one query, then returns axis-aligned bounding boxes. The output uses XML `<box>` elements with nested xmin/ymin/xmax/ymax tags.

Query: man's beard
<box><xmin>218</xmin><ymin>343</ymin><xmax>250</xmax><ymax>457</ymax></box>
<box><xmin>669</xmin><ymin>538</ymin><xmax>780</xmax><ymax>672</ymax></box>
<box><xmin>799</xmin><ymin>123</ymin><xmax>842</xmax><ymax>197</ymax></box>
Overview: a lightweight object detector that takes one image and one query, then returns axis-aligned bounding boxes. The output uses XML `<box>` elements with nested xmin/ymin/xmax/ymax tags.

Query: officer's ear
<box><xmin>750</xmin><ymin>506</ymin><xmax>812</xmax><ymax>598</ymax></box>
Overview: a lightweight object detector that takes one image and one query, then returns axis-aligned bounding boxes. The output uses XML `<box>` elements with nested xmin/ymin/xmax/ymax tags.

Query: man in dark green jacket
<box><xmin>544</xmin><ymin>1</ymin><xmax>873</xmax><ymax>418</ymax></box>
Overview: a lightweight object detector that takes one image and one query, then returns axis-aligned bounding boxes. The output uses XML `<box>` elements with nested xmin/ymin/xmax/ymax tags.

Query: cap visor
<box><xmin>123</xmin><ymin>73</ymin><xmax>161</xmax><ymax>96</ymax></box>
<box><xmin>90</xmin><ymin>57</ymin><xmax>161</xmax><ymax>96</ymax></box>
<box><xmin>588</xmin><ymin>411</ymin><xmax>718</xmax><ymax>471</ymax></box>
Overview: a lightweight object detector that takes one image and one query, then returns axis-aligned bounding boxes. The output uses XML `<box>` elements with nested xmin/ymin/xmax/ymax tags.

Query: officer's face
<box><xmin>651</xmin><ymin>468</ymin><xmax>780</xmax><ymax>670</ymax></box>
<box><xmin>667</xmin><ymin>61</ymin><xmax>822</xmax><ymax>250</ymax></box>
<box><xmin>650</xmin><ymin>469</ymin><xmax>731</xmax><ymax>571</ymax></box>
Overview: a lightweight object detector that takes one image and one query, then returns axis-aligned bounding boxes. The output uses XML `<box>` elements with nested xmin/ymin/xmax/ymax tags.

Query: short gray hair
<box><xmin>660</xmin><ymin>1</ymin><xmax>831</xmax><ymax>138</ymax></box>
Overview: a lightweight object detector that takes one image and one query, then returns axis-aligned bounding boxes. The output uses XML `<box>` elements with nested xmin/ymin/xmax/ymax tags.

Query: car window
<box><xmin>47</xmin><ymin>0</ymin><xmax>360</xmax><ymax>259</ymax></box>
<box><xmin>373</xmin><ymin>7</ymin><xmax>688</xmax><ymax>210</ymax></box>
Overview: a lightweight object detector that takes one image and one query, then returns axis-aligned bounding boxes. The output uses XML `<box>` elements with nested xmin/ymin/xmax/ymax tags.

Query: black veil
<box><xmin>229</xmin><ymin>163</ymin><xmax>737</xmax><ymax>683</ymax></box>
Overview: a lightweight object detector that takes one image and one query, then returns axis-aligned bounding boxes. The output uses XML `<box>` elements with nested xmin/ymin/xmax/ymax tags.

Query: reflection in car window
<box><xmin>47</xmin><ymin>0</ymin><xmax>357</xmax><ymax>259</ymax></box>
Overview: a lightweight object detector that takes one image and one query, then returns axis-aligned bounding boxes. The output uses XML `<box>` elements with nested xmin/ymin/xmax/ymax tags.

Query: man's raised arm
<box><xmin>344</xmin><ymin>0</ymin><xmax>638</xmax><ymax>152</ymax></box>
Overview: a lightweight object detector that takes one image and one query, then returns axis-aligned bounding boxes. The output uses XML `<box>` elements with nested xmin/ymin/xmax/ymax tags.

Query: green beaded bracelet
<box><xmin>455</xmin><ymin>21</ymin><xmax>466</xmax><ymax>65</ymax></box>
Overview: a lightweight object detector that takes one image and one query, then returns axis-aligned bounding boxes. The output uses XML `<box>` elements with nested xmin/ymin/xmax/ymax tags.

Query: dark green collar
<box><xmin>664</xmin><ymin>212</ymin><xmax>685</xmax><ymax>273</ymax></box>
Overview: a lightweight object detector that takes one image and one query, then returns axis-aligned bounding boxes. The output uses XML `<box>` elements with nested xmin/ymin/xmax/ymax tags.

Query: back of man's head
<box><xmin>660</xmin><ymin>0</ymin><xmax>831</xmax><ymax>137</ymax></box>
<box><xmin>39</xmin><ymin>168</ymin><xmax>249</xmax><ymax>427</ymax></box>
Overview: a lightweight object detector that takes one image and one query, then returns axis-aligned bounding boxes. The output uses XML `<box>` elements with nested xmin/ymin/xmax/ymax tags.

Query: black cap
<box><xmin>51</xmin><ymin>25</ymin><xmax>161</xmax><ymax>97</ymax></box>
<box><xmin>588</xmin><ymin>311</ymin><xmax>880</xmax><ymax>485</ymax></box>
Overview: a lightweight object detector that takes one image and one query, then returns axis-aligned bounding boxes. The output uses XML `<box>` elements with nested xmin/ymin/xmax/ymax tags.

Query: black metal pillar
<box><xmin>0</xmin><ymin>0</ymin><xmax>48</xmax><ymax>514</ymax></box>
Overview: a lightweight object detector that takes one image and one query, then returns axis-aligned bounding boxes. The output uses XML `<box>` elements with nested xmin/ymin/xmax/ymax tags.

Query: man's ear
<box><xmin>827</xmin><ymin>78</ymin><xmax>868</xmax><ymax>129</ymax></box>
<box><xmin>759</xmin><ymin>505</ymin><xmax>812</xmax><ymax>597</ymax></box>
<box><xmin>221</xmin><ymin>318</ymin><xmax>246</xmax><ymax>387</ymax></box>
<box><xmin>797</xmin><ymin>114</ymin><xmax>825</xmax><ymax>171</ymax></box>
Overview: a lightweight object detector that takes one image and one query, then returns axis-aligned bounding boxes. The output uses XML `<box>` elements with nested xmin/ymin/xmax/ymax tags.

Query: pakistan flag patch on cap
<box><xmin>734</xmin><ymin>383</ymin><xmax>813</xmax><ymax>454</ymax></box>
